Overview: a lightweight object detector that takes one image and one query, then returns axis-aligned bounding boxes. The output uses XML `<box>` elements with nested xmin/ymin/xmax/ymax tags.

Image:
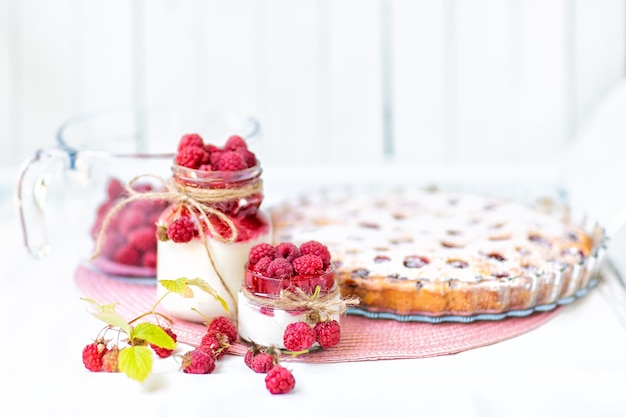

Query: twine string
<box><xmin>90</xmin><ymin>173</ymin><xmax>264</xmax><ymax>319</ymax></box>
<box><xmin>241</xmin><ymin>286</ymin><xmax>360</xmax><ymax>325</ymax></box>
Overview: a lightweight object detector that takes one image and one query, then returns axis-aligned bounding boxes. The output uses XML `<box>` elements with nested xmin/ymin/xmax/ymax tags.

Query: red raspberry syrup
<box><xmin>244</xmin><ymin>263</ymin><xmax>336</xmax><ymax>298</ymax></box>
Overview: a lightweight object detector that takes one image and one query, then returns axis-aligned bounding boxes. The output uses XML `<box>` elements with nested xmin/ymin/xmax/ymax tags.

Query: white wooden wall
<box><xmin>1</xmin><ymin>0</ymin><xmax>625</xmax><ymax>167</ymax></box>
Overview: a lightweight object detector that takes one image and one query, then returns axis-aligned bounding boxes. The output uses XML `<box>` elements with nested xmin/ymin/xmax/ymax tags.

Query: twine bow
<box><xmin>242</xmin><ymin>285</ymin><xmax>360</xmax><ymax>325</ymax></box>
<box><xmin>90</xmin><ymin>173</ymin><xmax>264</xmax><ymax>318</ymax></box>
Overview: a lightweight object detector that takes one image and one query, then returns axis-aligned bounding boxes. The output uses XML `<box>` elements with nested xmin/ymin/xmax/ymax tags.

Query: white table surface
<box><xmin>2</xmin><ymin>161</ymin><xmax>626</xmax><ymax>417</ymax></box>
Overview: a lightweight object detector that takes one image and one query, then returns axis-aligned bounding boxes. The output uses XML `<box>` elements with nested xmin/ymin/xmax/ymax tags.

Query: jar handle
<box><xmin>16</xmin><ymin>148</ymin><xmax>71</xmax><ymax>258</ymax></box>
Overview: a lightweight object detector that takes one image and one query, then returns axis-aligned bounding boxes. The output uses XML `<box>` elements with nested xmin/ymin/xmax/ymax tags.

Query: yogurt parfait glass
<box><xmin>155</xmin><ymin>137</ymin><xmax>272</xmax><ymax>323</ymax></box>
<box><xmin>238</xmin><ymin>260</ymin><xmax>342</xmax><ymax>350</ymax></box>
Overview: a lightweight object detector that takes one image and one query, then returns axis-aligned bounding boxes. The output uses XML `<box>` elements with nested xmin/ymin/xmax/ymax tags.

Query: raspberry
<box><xmin>314</xmin><ymin>320</ymin><xmax>341</xmax><ymax>348</ymax></box>
<box><xmin>106</xmin><ymin>178</ymin><xmax>126</xmax><ymax>200</ymax></box>
<box><xmin>141</xmin><ymin>250</ymin><xmax>157</xmax><ymax>268</ymax></box>
<box><xmin>292</xmin><ymin>254</ymin><xmax>324</xmax><ymax>275</ymax></box>
<box><xmin>200</xmin><ymin>330</ymin><xmax>229</xmax><ymax>360</ymax></box>
<box><xmin>299</xmin><ymin>240</ymin><xmax>331</xmax><ymax>266</ymax></box>
<box><xmin>266</xmin><ymin>258</ymin><xmax>294</xmax><ymax>279</ymax></box>
<box><xmin>205</xmin><ymin>143</ymin><xmax>221</xmax><ymax>154</ymax></box>
<box><xmin>209</xmin><ymin>150</ymin><xmax>223</xmax><ymax>167</ymax></box>
<box><xmin>216</xmin><ymin>151</ymin><xmax>247</xmax><ymax>171</ymax></box>
<box><xmin>244</xmin><ymin>350</ymin><xmax>255</xmax><ymax>369</ymax></box>
<box><xmin>207</xmin><ymin>316</ymin><xmax>238</xmax><ymax>344</ymax></box>
<box><xmin>177</xmin><ymin>133</ymin><xmax>205</xmax><ymax>152</ymax></box>
<box><xmin>283</xmin><ymin>322</ymin><xmax>316</xmax><ymax>351</ymax></box>
<box><xmin>275</xmin><ymin>242</ymin><xmax>300</xmax><ymax>263</ymax></box>
<box><xmin>265</xmin><ymin>365</ymin><xmax>295</xmax><ymax>394</ymax></box>
<box><xmin>117</xmin><ymin>208</ymin><xmax>145</xmax><ymax>235</ymax></box>
<box><xmin>82</xmin><ymin>342</ymin><xmax>108</xmax><ymax>372</ymax></box>
<box><xmin>102</xmin><ymin>346</ymin><xmax>120</xmax><ymax>372</ymax></box>
<box><xmin>114</xmin><ymin>244</ymin><xmax>141</xmax><ymax>265</ymax></box>
<box><xmin>248</xmin><ymin>243</ymin><xmax>276</xmax><ymax>265</ymax></box>
<box><xmin>180</xmin><ymin>348</ymin><xmax>216</xmax><ymax>374</ymax></box>
<box><xmin>251</xmin><ymin>352</ymin><xmax>276</xmax><ymax>373</ymax></box>
<box><xmin>175</xmin><ymin>145</ymin><xmax>209</xmax><ymax>169</ymax></box>
<box><xmin>253</xmin><ymin>256</ymin><xmax>273</xmax><ymax>274</ymax></box>
<box><xmin>167</xmin><ymin>216</ymin><xmax>196</xmax><ymax>243</ymax></box>
<box><xmin>128</xmin><ymin>226</ymin><xmax>157</xmax><ymax>252</ymax></box>
<box><xmin>224</xmin><ymin>135</ymin><xmax>247</xmax><ymax>151</ymax></box>
<box><xmin>150</xmin><ymin>327</ymin><xmax>177</xmax><ymax>358</ymax></box>
<box><xmin>235</xmin><ymin>147</ymin><xmax>257</xmax><ymax>168</ymax></box>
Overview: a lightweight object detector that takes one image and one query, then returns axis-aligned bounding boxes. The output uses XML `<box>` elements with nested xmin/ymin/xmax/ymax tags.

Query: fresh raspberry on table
<box><xmin>114</xmin><ymin>244</ymin><xmax>141</xmax><ymax>265</ymax></box>
<box><xmin>252</xmin><ymin>256</ymin><xmax>273</xmax><ymax>274</ymax></box>
<box><xmin>292</xmin><ymin>254</ymin><xmax>324</xmax><ymax>275</ymax></box>
<box><xmin>251</xmin><ymin>352</ymin><xmax>276</xmax><ymax>373</ymax></box>
<box><xmin>314</xmin><ymin>320</ymin><xmax>341</xmax><ymax>349</ymax></box>
<box><xmin>207</xmin><ymin>316</ymin><xmax>238</xmax><ymax>344</ymax></box>
<box><xmin>266</xmin><ymin>258</ymin><xmax>294</xmax><ymax>279</ymax></box>
<box><xmin>235</xmin><ymin>147</ymin><xmax>257</xmax><ymax>168</ymax></box>
<box><xmin>275</xmin><ymin>242</ymin><xmax>300</xmax><ymax>263</ymax></box>
<box><xmin>265</xmin><ymin>365</ymin><xmax>295</xmax><ymax>394</ymax></box>
<box><xmin>82</xmin><ymin>341</ymin><xmax>108</xmax><ymax>372</ymax></box>
<box><xmin>283</xmin><ymin>322</ymin><xmax>316</xmax><ymax>351</ymax></box>
<box><xmin>102</xmin><ymin>346</ymin><xmax>120</xmax><ymax>372</ymax></box>
<box><xmin>299</xmin><ymin>240</ymin><xmax>331</xmax><ymax>266</ymax></box>
<box><xmin>248</xmin><ymin>243</ymin><xmax>276</xmax><ymax>265</ymax></box>
<box><xmin>128</xmin><ymin>226</ymin><xmax>157</xmax><ymax>252</ymax></box>
<box><xmin>180</xmin><ymin>348</ymin><xmax>216</xmax><ymax>374</ymax></box>
<box><xmin>177</xmin><ymin>133</ymin><xmax>205</xmax><ymax>152</ymax></box>
<box><xmin>166</xmin><ymin>216</ymin><xmax>196</xmax><ymax>243</ymax></box>
<box><xmin>224</xmin><ymin>135</ymin><xmax>248</xmax><ymax>151</ymax></box>
<box><xmin>200</xmin><ymin>329</ymin><xmax>229</xmax><ymax>360</ymax></box>
<box><xmin>175</xmin><ymin>145</ymin><xmax>210</xmax><ymax>169</ymax></box>
<box><xmin>215</xmin><ymin>151</ymin><xmax>247</xmax><ymax>171</ymax></box>
<box><xmin>150</xmin><ymin>327</ymin><xmax>177</xmax><ymax>358</ymax></box>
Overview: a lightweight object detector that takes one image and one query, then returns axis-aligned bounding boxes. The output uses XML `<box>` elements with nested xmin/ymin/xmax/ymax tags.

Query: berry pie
<box><xmin>270</xmin><ymin>187</ymin><xmax>606</xmax><ymax>317</ymax></box>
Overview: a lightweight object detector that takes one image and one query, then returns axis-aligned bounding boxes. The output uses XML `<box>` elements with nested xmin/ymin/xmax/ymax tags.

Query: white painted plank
<box><xmin>0</xmin><ymin>0</ymin><xmax>11</xmax><ymax>163</ymax></box>
<box><xmin>325</xmin><ymin>0</ymin><xmax>384</xmax><ymax>163</ymax></box>
<box><xmin>390</xmin><ymin>0</ymin><xmax>447</xmax><ymax>162</ymax></box>
<box><xmin>574</xmin><ymin>0</ymin><xmax>626</xmax><ymax>131</ymax></box>
<box><xmin>252</xmin><ymin>0</ymin><xmax>327</xmax><ymax>164</ymax></box>
<box><xmin>454</xmin><ymin>0</ymin><xmax>573</xmax><ymax>163</ymax></box>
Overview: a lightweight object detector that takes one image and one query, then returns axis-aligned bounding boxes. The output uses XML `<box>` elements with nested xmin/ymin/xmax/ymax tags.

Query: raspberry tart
<box><xmin>270</xmin><ymin>187</ymin><xmax>606</xmax><ymax>319</ymax></box>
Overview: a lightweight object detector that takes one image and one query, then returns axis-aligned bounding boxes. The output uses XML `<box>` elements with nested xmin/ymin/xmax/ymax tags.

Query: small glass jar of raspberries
<box><xmin>156</xmin><ymin>133</ymin><xmax>272</xmax><ymax>322</ymax></box>
<box><xmin>238</xmin><ymin>240</ymin><xmax>345</xmax><ymax>351</ymax></box>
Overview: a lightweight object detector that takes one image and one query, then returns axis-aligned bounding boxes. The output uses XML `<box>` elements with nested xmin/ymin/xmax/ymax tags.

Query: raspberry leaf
<box><xmin>118</xmin><ymin>345</ymin><xmax>153</xmax><ymax>383</ymax></box>
<box><xmin>186</xmin><ymin>278</ymin><xmax>229</xmax><ymax>314</ymax></box>
<box><xmin>130</xmin><ymin>322</ymin><xmax>176</xmax><ymax>349</ymax></box>
<box><xmin>81</xmin><ymin>298</ymin><xmax>132</xmax><ymax>335</ymax></box>
<box><xmin>158</xmin><ymin>278</ymin><xmax>195</xmax><ymax>298</ymax></box>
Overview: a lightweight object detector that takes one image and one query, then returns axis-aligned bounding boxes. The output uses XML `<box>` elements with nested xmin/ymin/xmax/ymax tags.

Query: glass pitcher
<box><xmin>16</xmin><ymin>108</ymin><xmax>260</xmax><ymax>277</ymax></box>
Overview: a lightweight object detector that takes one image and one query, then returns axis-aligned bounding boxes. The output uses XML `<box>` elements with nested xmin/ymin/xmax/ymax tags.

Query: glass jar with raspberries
<box><xmin>238</xmin><ymin>240</ymin><xmax>347</xmax><ymax>351</ymax></box>
<box><xmin>156</xmin><ymin>133</ymin><xmax>272</xmax><ymax>322</ymax></box>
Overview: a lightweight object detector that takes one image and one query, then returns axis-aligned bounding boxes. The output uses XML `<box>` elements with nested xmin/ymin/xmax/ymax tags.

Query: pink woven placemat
<box><xmin>75</xmin><ymin>265</ymin><xmax>560</xmax><ymax>363</ymax></box>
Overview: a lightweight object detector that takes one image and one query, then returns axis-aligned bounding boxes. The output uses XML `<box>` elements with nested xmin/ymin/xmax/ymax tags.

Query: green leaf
<box><xmin>81</xmin><ymin>298</ymin><xmax>131</xmax><ymax>335</ymax></box>
<box><xmin>118</xmin><ymin>346</ymin><xmax>153</xmax><ymax>383</ymax></box>
<box><xmin>91</xmin><ymin>311</ymin><xmax>132</xmax><ymax>336</ymax></box>
<box><xmin>130</xmin><ymin>322</ymin><xmax>176</xmax><ymax>349</ymax></box>
<box><xmin>187</xmin><ymin>278</ymin><xmax>229</xmax><ymax>315</ymax></box>
<box><xmin>81</xmin><ymin>297</ymin><xmax>119</xmax><ymax>314</ymax></box>
<box><xmin>158</xmin><ymin>278</ymin><xmax>195</xmax><ymax>298</ymax></box>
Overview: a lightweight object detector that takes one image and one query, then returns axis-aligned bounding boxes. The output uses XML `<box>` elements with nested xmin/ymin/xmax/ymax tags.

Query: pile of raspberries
<box><xmin>175</xmin><ymin>133</ymin><xmax>257</xmax><ymax>171</ymax></box>
<box><xmin>91</xmin><ymin>178</ymin><xmax>168</xmax><ymax>268</ymax></box>
<box><xmin>247</xmin><ymin>240</ymin><xmax>332</xmax><ymax>279</ymax></box>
